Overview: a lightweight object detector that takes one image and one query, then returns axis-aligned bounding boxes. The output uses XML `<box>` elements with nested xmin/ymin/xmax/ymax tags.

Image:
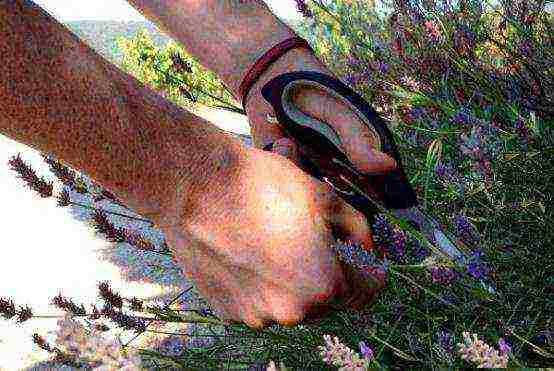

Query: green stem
<box><xmin>145</xmin><ymin>306</ymin><xmax>227</xmax><ymax>326</ymax></box>
<box><xmin>150</xmin><ymin>64</ymin><xmax>245</xmax><ymax>115</ymax></box>
<box><xmin>390</xmin><ymin>268</ymin><xmax>455</xmax><ymax>308</ymax></box>
<box><xmin>396</xmin><ymin>123</ymin><xmax>462</xmax><ymax>135</ymax></box>
<box><xmin>367</xmin><ymin>327</ymin><xmax>421</xmax><ymax>362</ymax></box>
<box><xmin>389</xmin><ymin>264</ymin><xmax>428</xmax><ymax>271</ymax></box>
<box><xmin>66</xmin><ymin>201</ymin><xmax>155</xmax><ymax>227</ymax></box>
<box><xmin>123</xmin><ymin>286</ymin><xmax>194</xmax><ymax>348</ymax></box>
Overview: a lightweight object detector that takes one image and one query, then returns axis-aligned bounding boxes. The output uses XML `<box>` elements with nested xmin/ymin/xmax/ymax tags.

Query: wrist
<box><xmin>156</xmin><ymin>122</ymin><xmax>248</xmax><ymax>227</ymax></box>
<box><xmin>244</xmin><ymin>47</ymin><xmax>332</xmax><ymax>112</ymax></box>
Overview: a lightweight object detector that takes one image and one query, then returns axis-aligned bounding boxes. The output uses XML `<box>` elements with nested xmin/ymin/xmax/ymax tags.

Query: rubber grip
<box><xmin>260</xmin><ymin>71</ymin><xmax>418</xmax><ymax>210</ymax></box>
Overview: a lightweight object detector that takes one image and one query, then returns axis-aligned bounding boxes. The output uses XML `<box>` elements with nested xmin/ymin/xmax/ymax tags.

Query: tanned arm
<box><xmin>0</xmin><ymin>1</ymin><xmax>246</xmax><ymax>223</ymax></box>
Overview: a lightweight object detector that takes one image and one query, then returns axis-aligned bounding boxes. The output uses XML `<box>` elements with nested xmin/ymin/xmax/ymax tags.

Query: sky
<box><xmin>33</xmin><ymin>0</ymin><xmax>554</xmax><ymax>23</ymax></box>
<box><xmin>34</xmin><ymin>0</ymin><xmax>303</xmax><ymax>21</ymax></box>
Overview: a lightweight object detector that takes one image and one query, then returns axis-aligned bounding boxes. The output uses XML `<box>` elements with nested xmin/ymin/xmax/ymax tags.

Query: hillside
<box><xmin>63</xmin><ymin>19</ymin><xmax>308</xmax><ymax>66</ymax></box>
<box><xmin>63</xmin><ymin>20</ymin><xmax>172</xmax><ymax>65</ymax></box>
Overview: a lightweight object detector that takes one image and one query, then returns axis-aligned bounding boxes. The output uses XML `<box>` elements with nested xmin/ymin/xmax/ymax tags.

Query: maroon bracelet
<box><xmin>238</xmin><ymin>36</ymin><xmax>313</xmax><ymax>110</ymax></box>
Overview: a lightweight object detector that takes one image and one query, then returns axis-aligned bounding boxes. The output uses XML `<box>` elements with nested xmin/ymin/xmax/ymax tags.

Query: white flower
<box><xmin>266</xmin><ymin>359</ymin><xmax>289</xmax><ymax>371</ymax></box>
<box><xmin>457</xmin><ymin>331</ymin><xmax>508</xmax><ymax>368</ymax></box>
<box><xmin>53</xmin><ymin>314</ymin><xmax>143</xmax><ymax>370</ymax></box>
<box><xmin>318</xmin><ymin>334</ymin><xmax>370</xmax><ymax>370</ymax></box>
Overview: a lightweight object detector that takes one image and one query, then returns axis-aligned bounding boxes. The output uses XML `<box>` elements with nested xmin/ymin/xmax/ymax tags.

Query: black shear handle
<box><xmin>260</xmin><ymin>71</ymin><xmax>418</xmax><ymax>211</ymax></box>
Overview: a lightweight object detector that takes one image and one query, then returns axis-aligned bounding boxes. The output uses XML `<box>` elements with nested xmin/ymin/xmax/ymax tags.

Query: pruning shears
<box><xmin>260</xmin><ymin>71</ymin><xmax>497</xmax><ymax>295</ymax></box>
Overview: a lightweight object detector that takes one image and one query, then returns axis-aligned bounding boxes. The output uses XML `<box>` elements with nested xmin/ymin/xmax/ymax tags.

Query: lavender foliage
<box><xmin>430</xmin><ymin>266</ymin><xmax>459</xmax><ymax>285</ymax></box>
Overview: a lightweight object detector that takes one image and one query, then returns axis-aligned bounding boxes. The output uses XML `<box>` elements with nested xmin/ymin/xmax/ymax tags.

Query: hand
<box><xmin>158</xmin><ymin>145</ymin><xmax>385</xmax><ymax>329</ymax></box>
<box><xmin>243</xmin><ymin>47</ymin><xmax>397</xmax><ymax>175</ymax></box>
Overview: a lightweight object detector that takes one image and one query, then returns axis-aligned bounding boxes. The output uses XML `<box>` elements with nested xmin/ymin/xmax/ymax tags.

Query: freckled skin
<box><xmin>0</xmin><ymin>1</ymin><xmax>392</xmax><ymax>328</ymax></box>
<box><xmin>0</xmin><ymin>1</ymin><xmax>244</xmax><ymax>223</ymax></box>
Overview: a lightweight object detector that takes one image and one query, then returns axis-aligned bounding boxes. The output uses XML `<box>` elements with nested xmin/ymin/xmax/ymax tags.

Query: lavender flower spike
<box><xmin>372</xmin><ymin>215</ymin><xmax>407</xmax><ymax>263</ymax></box>
<box><xmin>54</xmin><ymin>314</ymin><xmax>143</xmax><ymax>369</ymax></box>
<box><xmin>359</xmin><ymin>341</ymin><xmax>374</xmax><ymax>362</ymax></box>
<box><xmin>497</xmin><ymin>338</ymin><xmax>511</xmax><ymax>356</ymax></box>
<box><xmin>294</xmin><ymin>0</ymin><xmax>313</xmax><ymax>18</ymax></box>
<box><xmin>331</xmin><ymin>240</ymin><xmax>389</xmax><ymax>286</ymax></box>
<box><xmin>454</xmin><ymin>214</ymin><xmax>479</xmax><ymax>246</ymax></box>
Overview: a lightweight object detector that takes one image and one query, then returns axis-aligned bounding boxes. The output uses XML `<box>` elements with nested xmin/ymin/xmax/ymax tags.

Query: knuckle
<box><xmin>270</xmin><ymin>303</ymin><xmax>305</xmax><ymax>328</ymax></box>
<box><xmin>302</xmin><ymin>272</ymin><xmax>345</xmax><ymax>312</ymax></box>
<box><xmin>274</xmin><ymin>311</ymin><xmax>304</xmax><ymax>328</ymax></box>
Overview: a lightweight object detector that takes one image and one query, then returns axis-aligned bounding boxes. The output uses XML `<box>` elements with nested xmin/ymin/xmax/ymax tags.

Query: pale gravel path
<box><xmin>0</xmin><ymin>103</ymin><xmax>252</xmax><ymax>370</ymax></box>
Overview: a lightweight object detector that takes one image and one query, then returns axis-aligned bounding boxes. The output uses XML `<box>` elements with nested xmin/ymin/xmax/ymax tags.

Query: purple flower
<box><xmin>331</xmin><ymin>240</ymin><xmax>388</xmax><ymax>285</ymax></box>
<box><xmin>359</xmin><ymin>341</ymin><xmax>374</xmax><ymax>361</ymax></box>
<box><xmin>198</xmin><ymin>307</ymin><xmax>215</xmax><ymax>318</ymax></box>
<box><xmin>430</xmin><ymin>266</ymin><xmax>459</xmax><ymax>285</ymax></box>
<box><xmin>497</xmin><ymin>338</ymin><xmax>511</xmax><ymax>356</ymax></box>
<box><xmin>452</xmin><ymin>108</ymin><xmax>473</xmax><ymax>125</ymax></box>
<box><xmin>441</xmin><ymin>0</ymin><xmax>453</xmax><ymax>12</ymax></box>
<box><xmin>411</xmin><ymin>238</ymin><xmax>429</xmax><ymax>262</ymax></box>
<box><xmin>378</xmin><ymin>61</ymin><xmax>390</xmax><ymax>74</ymax></box>
<box><xmin>346</xmin><ymin>70</ymin><xmax>371</xmax><ymax>87</ymax></box>
<box><xmin>519</xmin><ymin>40</ymin><xmax>533</xmax><ymax>57</ymax></box>
<box><xmin>294</xmin><ymin>0</ymin><xmax>313</xmax><ymax>18</ymax></box>
<box><xmin>391</xmin><ymin>230</ymin><xmax>407</xmax><ymax>259</ymax></box>
<box><xmin>436</xmin><ymin>163</ymin><xmax>465</xmax><ymax>194</ymax></box>
<box><xmin>347</xmin><ymin>55</ymin><xmax>363</xmax><ymax>67</ymax></box>
<box><xmin>372</xmin><ymin>215</ymin><xmax>407</xmax><ymax>263</ymax></box>
<box><xmin>453</xmin><ymin>24</ymin><xmax>477</xmax><ymax>55</ymax></box>
<box><xmin>467</xmin><ymin>251</ymin><xmax>490</xmax><ymax>280</ymax></box>
<box><xmin>454</xmin><ymin>214</ymin><xmax>479</xmax><ymax>245</ymax></box>
<box><xmin>436</xmin><ymin>163</ymin><xmax>448</xmax><ymax>178</ymax></box>
<box><xmin>514</xmin><ymin>116</ymin><xmax>530</xmax><ymax>143</ymax></box>
<box><xmin>158</xmin><ymin>336</ymin><xmax>186</xmax><ymax>357</ymax></box>
<box><xmin>408</xmin><ymin>107</ymin><xmax>425</xmax><ymax>121</ymax></box>
<box><xmin>436</xmin><ymin>330</ymin><xmax>455</xmax><ymax>353</ymax></box>
<box><xmin>332</xmin><ymin>240</ymin><xmax>378</xmax><ymax>268</ymax></box>
<box><xmin>459</xmin><ymin>125</ymin><xmax>497</xmax><ymax>184</ymax></box>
